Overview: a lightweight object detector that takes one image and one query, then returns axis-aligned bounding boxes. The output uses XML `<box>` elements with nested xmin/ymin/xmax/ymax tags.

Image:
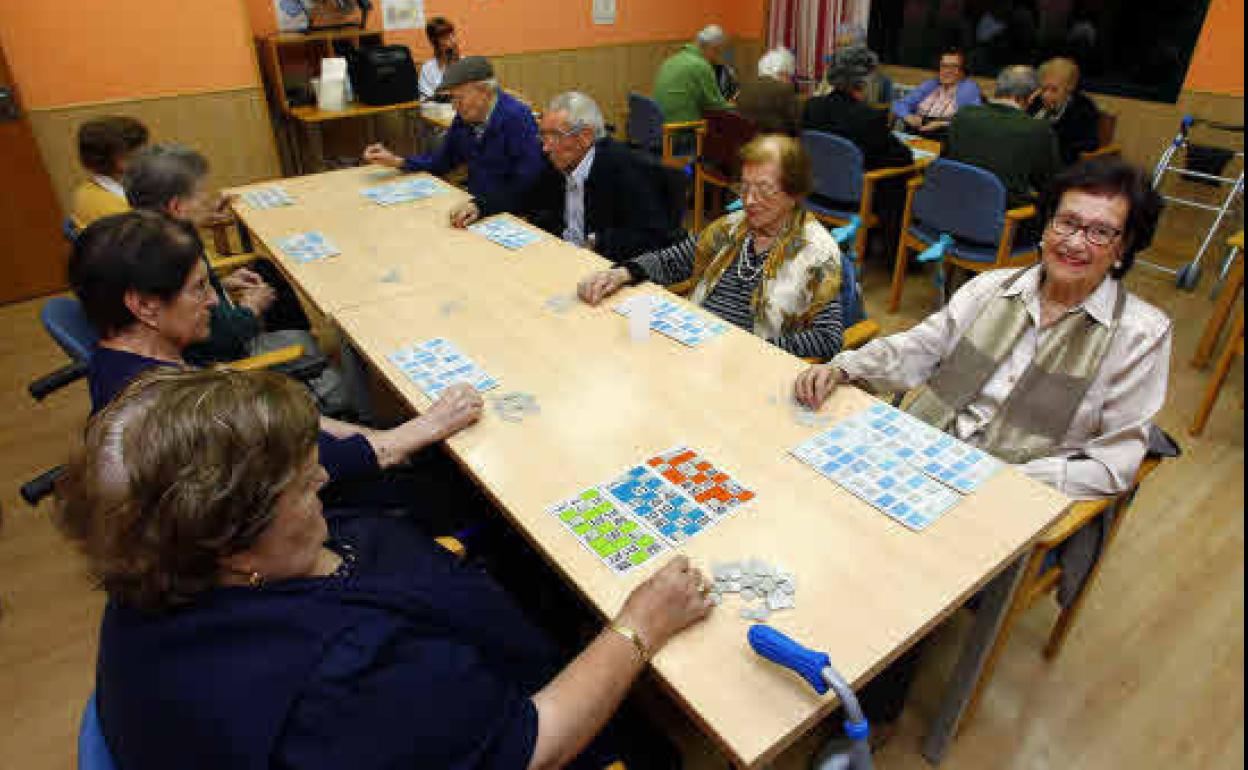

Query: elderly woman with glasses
<box><xmin>795</xmin><ymin>157</ymin><xmax>1171</xmax><ymax>501</ymax></box>
<box><xmin>577</xmin><ymin>134</ymin><xmax>845</xmax><ymax>360</ymax></box>
<box><xmin>61</xmin><ymin>367</ymin><xmax>712</xmax><ymax>770</ymax></box>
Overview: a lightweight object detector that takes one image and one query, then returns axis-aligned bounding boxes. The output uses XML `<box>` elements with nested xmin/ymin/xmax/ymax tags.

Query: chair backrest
<box><xmin>628</xmin><ymin>144</ymin><xmax>688</xmax><ymax>233</ymax></box>
<box><xmin>801</xmin><ymin>130</ymin><xmax>865</xmax><ymax>203</ymax></box>
<box><xmin>41</xmin><ymin>296</ymin><xmax>99</xmax><ymax>364</ymax></box>
<box><xmin>626</xmin><ymin>93</ymin><xmax>665</xmax><ymax>155</ymax></box>
<box><xmin>702</xmin><ymin>109</ymin><xmax>758</xmax><ymax>180</ymax></box>
<box><xmin>912</xmin><ymin>159</ymin><xmax>1008</xmax><ymax>245</ymax></box>
<box><xmin>79</xmin><ymin>694</ymin><xmax>119</xmax><ymax>770</ymax></box>
<box><xmin>827</xmin><ymin>217</ymin><xmax>867</xmax><ymax>327</ymax></box>
<box><xmin>63</xmin><ymin>218</ymin><xmax>80</xmax><ymax>245</ymax></box>
<box><xmin>1096</xmin><ymin>110</ymin><xmax>1118</xmax><ymax>148</ymax></box>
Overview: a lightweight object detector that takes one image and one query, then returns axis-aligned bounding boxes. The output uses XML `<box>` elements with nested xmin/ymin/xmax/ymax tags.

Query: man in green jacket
<box><xmin>945</xmin><ymin>65</ymin><xmax>1062</xmax><ymax>242</ymax></box>
<box><xmin>654</xmin><ymin>25</ymin><xmax>731</xmax><ymax>124</ymax></box>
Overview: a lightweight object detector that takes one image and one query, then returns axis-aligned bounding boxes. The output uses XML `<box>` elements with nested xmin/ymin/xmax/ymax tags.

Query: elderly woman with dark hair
<box><xmin>69</xmin><ymin>210</ymin><xmax>482</xmax><ymax>486</ymax></box>
<box><xmin>576</xmin><ymin>134</ymin><xmax>845</xmax><ymax>360</ymax></box>
<box><xmin>70</xmin><ymin>115</ymin><xmax>149</xmax><ymax>229</ymax></box>
<box><xmin>892</xmin><ymin>48</ymin><xmax>982</xmax><ymax>139</ymax></box>
<box><xmin>59</xmin><ymin>367</ymin><xmax>712</xmax><ymax>770</ymax></box>
<box><xmin>796</xmin><ymin>157</ymin><xmax>1170</xmax><ymax>500</ymax></box>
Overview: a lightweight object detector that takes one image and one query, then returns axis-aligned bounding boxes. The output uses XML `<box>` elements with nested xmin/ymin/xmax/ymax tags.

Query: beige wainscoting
<box><xmin>881</xmin><ymin>64</ymin><xmax>1244</xmax><ymax>171</ymax></box>
<box><xmin>29</xmin><ymin>86</ymin><xmax>282</xmax><ymax>216</ymax></box>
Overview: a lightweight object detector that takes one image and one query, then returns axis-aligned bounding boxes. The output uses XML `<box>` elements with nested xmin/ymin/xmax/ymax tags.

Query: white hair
<box><xmin>696</xmin><ymin>24</ymin><xmax>727</xmax><ymax>48</ymax></box>
<box><xmin>757</xmin><ymin>48</ymin><xmax>796</xmax><ymax>80</ymax></box>
<box><xmin>548</xmin><ymin>91</ymin><xmax>606</xmax><ymax>140</ymax></box>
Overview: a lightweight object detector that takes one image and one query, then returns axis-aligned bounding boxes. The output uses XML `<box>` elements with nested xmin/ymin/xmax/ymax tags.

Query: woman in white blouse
<box><xmin>795</xmin><ymin>157</ymin><xmax>1170</xmax><ymax>501</ymax></box>
<box><xmin>418</xmin><ymin>17</ymin><xmax>461</xmax><ymax>100</ymax></box>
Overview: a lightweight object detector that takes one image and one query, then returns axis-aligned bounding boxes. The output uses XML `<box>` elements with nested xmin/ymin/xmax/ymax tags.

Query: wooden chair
<box><xmin>693</xmin><ymin>110</ymin><xmax>758</xmax><ymax>233</ymax></box>
<box><xmin>889</xmin><ymin>160</ymin><xmax>1040</xmax><ymax>312</ymax></box>
<box><xmin>1191</xmin><ymin>231</ymin><xmax>1244</xmax><ymax>369</ymax></box>
<box><xmin>624</xmin><ymin>93</ymin><xmax>705</xmax><ymax>170</ymax></box>
<box><xmin>801</xmin><ymin>130</ymin><xmax>923</xmax><ymax>272</ymax></box>
<box><xmin>1080</xmin><ymin>109</ymin><xmax>1122</xmax><ymax>162</ymax></box>
<box><xmin>961</xmin><ymin>427</ymin><xmax>1179</xmax><ymax>728</ymax></box>
<box><xmin>1190</xmin><ymin>307</ymin><xmax>1244</xmax><ymax>436</ymax></box>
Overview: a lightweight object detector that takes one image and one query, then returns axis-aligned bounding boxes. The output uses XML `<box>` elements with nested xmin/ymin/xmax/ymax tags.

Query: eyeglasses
<box><xmin>539</xmin><ymin>125</ymin><xmax>581</xmax><ymax>144</ymax></box>
<box><xmin>735</xmin><ymin>180</ymin><xmax>783</xmax><ymax>202</ymax></box>
<box><xmin>1048</xmin><ymin>213</ymin><xmax>1123</xmax><ymax>247</ymax></box>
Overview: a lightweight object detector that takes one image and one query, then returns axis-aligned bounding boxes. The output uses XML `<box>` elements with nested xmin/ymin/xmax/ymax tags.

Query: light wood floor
<box><xmin>0</xmin><ymin>229</ymin><xmax>1242</xmax><ymax>769</ymax></box>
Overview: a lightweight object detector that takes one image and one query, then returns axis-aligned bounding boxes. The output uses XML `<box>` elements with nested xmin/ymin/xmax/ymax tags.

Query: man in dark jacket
<box><xmin>508</xmin><ymin>91</ymin><xmax>680</xmax><ymax>264</ymax></box>
<box><xmin>1027</xmin><ymin>57</ymin><xmax>1103</xmax><ymax>166</ymax></box>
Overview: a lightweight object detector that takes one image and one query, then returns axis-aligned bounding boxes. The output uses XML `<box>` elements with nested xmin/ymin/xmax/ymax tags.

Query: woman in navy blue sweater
<box><xmin>59</xmin><ymin>367</ymin><xmax>712</xmax><ymax>769</ymax></box>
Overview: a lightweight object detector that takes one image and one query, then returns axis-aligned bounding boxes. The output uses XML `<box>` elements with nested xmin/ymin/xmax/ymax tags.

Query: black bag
<box><xmin>351</xmin><ymin>45</ymin><xmax>418</xmax><ymax>106</ymax></box>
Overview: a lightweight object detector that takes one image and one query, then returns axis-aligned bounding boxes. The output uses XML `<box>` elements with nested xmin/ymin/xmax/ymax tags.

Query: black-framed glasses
<box><xmin>1048</xmin><ymin>213</ymin><xmax>1123</xmax><ymax>247</ymax></box>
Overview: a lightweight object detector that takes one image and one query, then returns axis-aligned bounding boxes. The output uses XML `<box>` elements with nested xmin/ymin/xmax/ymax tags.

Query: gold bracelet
<box><xmin>608</xmin><ymin>622</ymin><xmax>650</xmax><ymax>663</ymax></box>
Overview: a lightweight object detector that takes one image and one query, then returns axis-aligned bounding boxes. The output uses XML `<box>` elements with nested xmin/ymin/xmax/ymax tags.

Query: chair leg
<box><xmin>1191</xmin><ymin>258</ymin><xmax>1243</xmax><ymax>368</ymax></box>
<box><xmin>889</xmin><ymin>237</ymin><xmax>912</xmax><ymax>313</ymax></box>
<box><xmin>959</xmin><ymin>546</ymin><xmax>1050</xmax><ymax>732</ymax></box>
<box><xmin>1190</xmin><ymin>309</ymin><xmax>1244</xmax><ymax>436</ymax></box>
<box><xmin>693</xmin><ymin>167</ymin><xmax>706</xmax><ymax>234</ymax></box>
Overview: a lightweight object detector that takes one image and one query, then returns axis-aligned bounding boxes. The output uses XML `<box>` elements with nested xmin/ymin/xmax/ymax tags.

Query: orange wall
<box><xmin>1183</xmin><ymin>0</ymin><xmax>1244</xmax><ymax>96</ymax></box>
<box><xmin>246</xmin><ymin>0</ymin><xmax>765</xmax><ymax>55</ymax></box>
<box><xmin>0</xmin><ymin>0</ymin><xmax>260</xmax><ymax>110</ymax></box>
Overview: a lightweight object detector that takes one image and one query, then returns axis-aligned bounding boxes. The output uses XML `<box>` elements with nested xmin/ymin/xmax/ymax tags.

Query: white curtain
<box><xmin>767</xmin><ymin>0</ymin><xmax>872</xmax><ymax>81</ymax></box>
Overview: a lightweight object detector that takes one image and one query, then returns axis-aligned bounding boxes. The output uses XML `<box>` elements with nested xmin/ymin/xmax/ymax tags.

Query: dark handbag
<box><xmin>351</xmin><ymin>45</ymin><xmax>418</xmax><ymax>106</ymax></box>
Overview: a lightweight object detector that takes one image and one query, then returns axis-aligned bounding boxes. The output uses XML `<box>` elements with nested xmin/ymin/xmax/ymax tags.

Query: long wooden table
<box><xmin>228</xmin><ymin>166</ymin><xmax>1071</xmax><ymax>767</ymax></box>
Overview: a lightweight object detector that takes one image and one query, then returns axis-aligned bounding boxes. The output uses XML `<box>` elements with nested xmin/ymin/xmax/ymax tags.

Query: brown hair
<box><xmin>739</xmin><ymin>134</ymin><xmax>813</xmax><ymax>198</ymax></box>
<box><xmin>57</xmin><ymin>368</ymin><xmax>320</xmax><ymax>611</ymax></box>
<box><xmin>77</xmin><ymin>116</ymin><xmax>149</xmax><ymax>176</ymax></box>
<box><xmin>425</xmin><ymin>16</ymin><xmax>455</xmax><ymax>50</ymax></box>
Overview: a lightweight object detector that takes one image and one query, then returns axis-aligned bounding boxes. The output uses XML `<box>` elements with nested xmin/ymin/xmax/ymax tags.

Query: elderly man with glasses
<box><xmin>363</xmin><ymin>56</ymin><xmax>543</xmax><ymax>227</ymax></box>
<box><xmin>458</xmin><ymin>91</ymin><xmax>681</xmax><ymax>263</ymax></box>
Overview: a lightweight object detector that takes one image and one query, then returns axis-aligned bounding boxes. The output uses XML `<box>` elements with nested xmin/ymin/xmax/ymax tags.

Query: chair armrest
<box><xmin>662</xmin><ymin>120</ymin><xmax>709</xmax><ymax>133</ymax></box>
<box><xmin>906</xmin><ymin>174</ymin><xmax>925</xmax><ymax>191</ymax></box>
<box><xmin>1005</xmin><ymin>204</ymin><xmax>1038</xmax><ymax>222</ymax></box>
<box><xmin>843</xmin><ymin>319</ymin><xmax>881</xmax><ymax>351</ymax></box>
<box><xmin>219</xmin><ymin>344</ymin><xmax>305</xmax><ymax>372</ymax></box>
<box><xmin>28</xmin><ymin>361</ymin><xmax>89</xmax><ymax>401</ymax></box>
<box><xmin>1080</xmin><ymin>144</ymin><xmax>1122</xmax><ymax>162</ymax></box>
<box><xmin>1039</xmin><ymin>497</ymin><xmax>1113</xmax><ymax>548</ymax></box>
<box><xmin>210</xmin><ymin>253</ymin><xmax>260</xmax><ymax>274</ymax></box>
<box><xmin>864</xmin><ymin>163</ymin><xmax>923</xmax><ymax>183</ymax></box>
<box><xmin>666</xmin><ymin>279</ymin><xmax>695</xmax><ymax>297</ymax></box>
<box><xmin>21</xmin><ymin>465</ymin><xmax>66</xmax><ymax>507</ymax></box>
<box><xmin>434</xmin><ymin>536</ymin><xmax>468</xmax><ymax>560</ymax></box>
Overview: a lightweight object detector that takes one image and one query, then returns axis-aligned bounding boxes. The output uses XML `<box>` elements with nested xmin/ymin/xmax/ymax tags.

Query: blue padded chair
<box><xmin>78</xmin><ymin>694</ymin><xmax>119</xmax><ymax>770</ymax></box>
<box><xmin>42</xmin><ymin>296</ymin><xmax>98</xmax><ymax>366</ymax></box>
<box><xmin>626</xmin><ymin>92</ymin><xmax>704</xmax><ymax>170</ymax></box>
<box><xmin>888</xmin><ymin>158</ymin><xmax>1040</xmax><ymax>312</ymax></box>
<box><xmin>801</xmin><ymin>130</ymin><xmax>920</xmax><ymax>272</ymax></box>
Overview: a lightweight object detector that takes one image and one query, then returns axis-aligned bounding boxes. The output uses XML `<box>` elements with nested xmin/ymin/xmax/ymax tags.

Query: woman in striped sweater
<box><xmin>576</xmin><ymin>134</ymin><xmax>845</xmax><ymax>360</ymax></box>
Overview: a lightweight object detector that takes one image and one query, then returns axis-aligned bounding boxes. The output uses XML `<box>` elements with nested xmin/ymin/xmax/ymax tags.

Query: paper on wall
<box><xmin>383</xmin><ymin>0</ymin><xmax>425</xmax><ymax>31</ymax></box>
<box><xmin>592</xmin><ymin>0</ymin><xmax>617</xmax><ymax>25</ymax></box>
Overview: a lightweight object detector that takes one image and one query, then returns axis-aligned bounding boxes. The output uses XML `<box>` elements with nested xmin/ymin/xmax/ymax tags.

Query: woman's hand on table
<box><xmin>449</xmin><ymin>201</ymin><xmax>481</xmax><ymax>228</ymax></box>
<box><xmin>576</xmin><ymin>268</ymin><xmax>630</xmax><ymax>306</ymax></box>
<box><xmin>615</xmin><ymin>556</ymin><xmax>714</xmax><ymax>654</ymax></box>
<box><xmin>794</xmin><ymin>364</ymin><xmax>846</xmax><ymax>409</ymax></box>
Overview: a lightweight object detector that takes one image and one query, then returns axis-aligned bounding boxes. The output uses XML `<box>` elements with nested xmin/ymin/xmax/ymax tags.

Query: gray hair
<box><xmin>547</xmin><ymin>91</ymin><xmax>606</xmax><ymax>140</ymax></box>
<box><xmin>995</xmin><ymin>65</ymin><xmax>1039</xmax><ymax>101</ymax></box>
<box><xmin>825</xmin><ymin>45</ymin><xmax>880</xmax><ymax>91</ymax></box>
<box><xmin>124</xmin><ymin>143</ymin><xmax>208</xmax><ymax>211</ymax></box>
<box><xmin>757</xmin><ymin>48</ymin><xmax>796</xmax><ymax>80</ymax></box>
<box><xmin>696</xmin><ymin>24</ymin><xmax>726</xmax><ymax>48</ymax></box>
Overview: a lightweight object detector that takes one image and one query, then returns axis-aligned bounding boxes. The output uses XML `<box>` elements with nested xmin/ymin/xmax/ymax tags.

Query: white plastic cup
<box><xmin>628</xmin><ymin>295</ymin><xmax>653</xmax><ymax>343</ymax></box>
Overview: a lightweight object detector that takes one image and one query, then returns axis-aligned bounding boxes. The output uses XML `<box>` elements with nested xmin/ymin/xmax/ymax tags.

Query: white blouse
<box><xmin>418</xmin><ymin>59</ymin><xmax>445</xmax><ymax>101</ymax></box>
<box><xmin>832</xmin><ymin>267</ymin><xmax>1172</xmax><ymax>500</ymax></box>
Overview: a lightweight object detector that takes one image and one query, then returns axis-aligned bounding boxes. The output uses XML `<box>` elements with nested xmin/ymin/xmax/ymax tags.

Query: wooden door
<box><xmin>0</xmin><ymin>41</ymin><xmax>67</xmax><ymax>305</ymax></box>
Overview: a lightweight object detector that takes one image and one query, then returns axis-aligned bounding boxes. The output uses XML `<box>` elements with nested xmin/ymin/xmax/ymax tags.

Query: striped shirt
<box><xmin>631</xmin><ymin>235</ymin><xmax>844</xmax><ymax>360</ymax></box>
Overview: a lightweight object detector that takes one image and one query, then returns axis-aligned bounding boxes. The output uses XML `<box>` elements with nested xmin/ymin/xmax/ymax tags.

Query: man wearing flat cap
<box><xmin>803</xmin><ymin>46</ymin><xmax>914</xmax><ymax>171</ymax></box>
<box><xmin>363</xmin><ymin>56</ymin><xmax>543</xmax><ymax>226</ymax></box>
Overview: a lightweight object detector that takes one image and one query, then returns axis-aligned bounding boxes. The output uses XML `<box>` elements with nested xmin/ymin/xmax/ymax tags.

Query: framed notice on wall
<box><xmin>593</xmin><ymin>0</ymin><xmax>617</xmax><ymax>25</ymax></box>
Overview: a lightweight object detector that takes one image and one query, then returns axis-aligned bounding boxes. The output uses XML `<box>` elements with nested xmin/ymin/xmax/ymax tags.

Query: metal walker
<box><xmin>1142</xmin><ymin>116</ymin><xmax>1244</xmax><ymax>291</ymax></box>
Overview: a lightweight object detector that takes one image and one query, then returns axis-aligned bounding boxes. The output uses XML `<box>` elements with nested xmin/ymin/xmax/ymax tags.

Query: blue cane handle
<box><xmin>830</xmin><ymin>215</ymin><xmax>863</xmax><ymax>247</ymax></box>
<box><xmin>748</xmin><ymin>624</ymin><xmax>831</xmax><ymax>695</ymax></box>
<box><xmin>917</xmin><ymin>233</ymin><xmax>954</xmax><ymax>263</ymax></box>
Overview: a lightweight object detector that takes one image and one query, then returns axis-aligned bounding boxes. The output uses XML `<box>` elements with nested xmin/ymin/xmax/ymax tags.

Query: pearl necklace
<box><xmin>737</xmin><ymin>234</ymin><xmax>772</xmax><ymax>283</ymax></box>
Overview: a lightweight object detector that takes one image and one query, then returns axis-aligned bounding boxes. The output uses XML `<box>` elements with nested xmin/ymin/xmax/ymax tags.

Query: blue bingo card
<box><xmin>240</xmin><ymin>186</ymin><xmax>294</xmax><ymax>209</ymax></box>
<box><xmin>791</xmin><ymin>420</ymin><xmax>962</xmax><ymax>531</ymax></box>
<box><xmin>360</xmin><ymin>177</ymin><xmax>445</xmax><ymax>206</ymax></box>
<box><xmin>613</xmin><ymin>297</ymin><xmax>729</xmax><ymax>347</ymax></box>
<box><xmin>845</xmin><ymin>403</ymin><xmax>1003</xmax><ymax>494</ymax></box>
<box><xmin>386</xmin><ymin>337</ymin><xmax>499</xmax><ymax>399</ymax></box>
<box><xmin>468</xmin><ymin>217</ymin><xmax>543</xmax><ymax>250</ymax></box>
<box><xmin>276</xmin><ymin>231</ymin><xmax>340</xmax><ymax>263</ymax></box>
